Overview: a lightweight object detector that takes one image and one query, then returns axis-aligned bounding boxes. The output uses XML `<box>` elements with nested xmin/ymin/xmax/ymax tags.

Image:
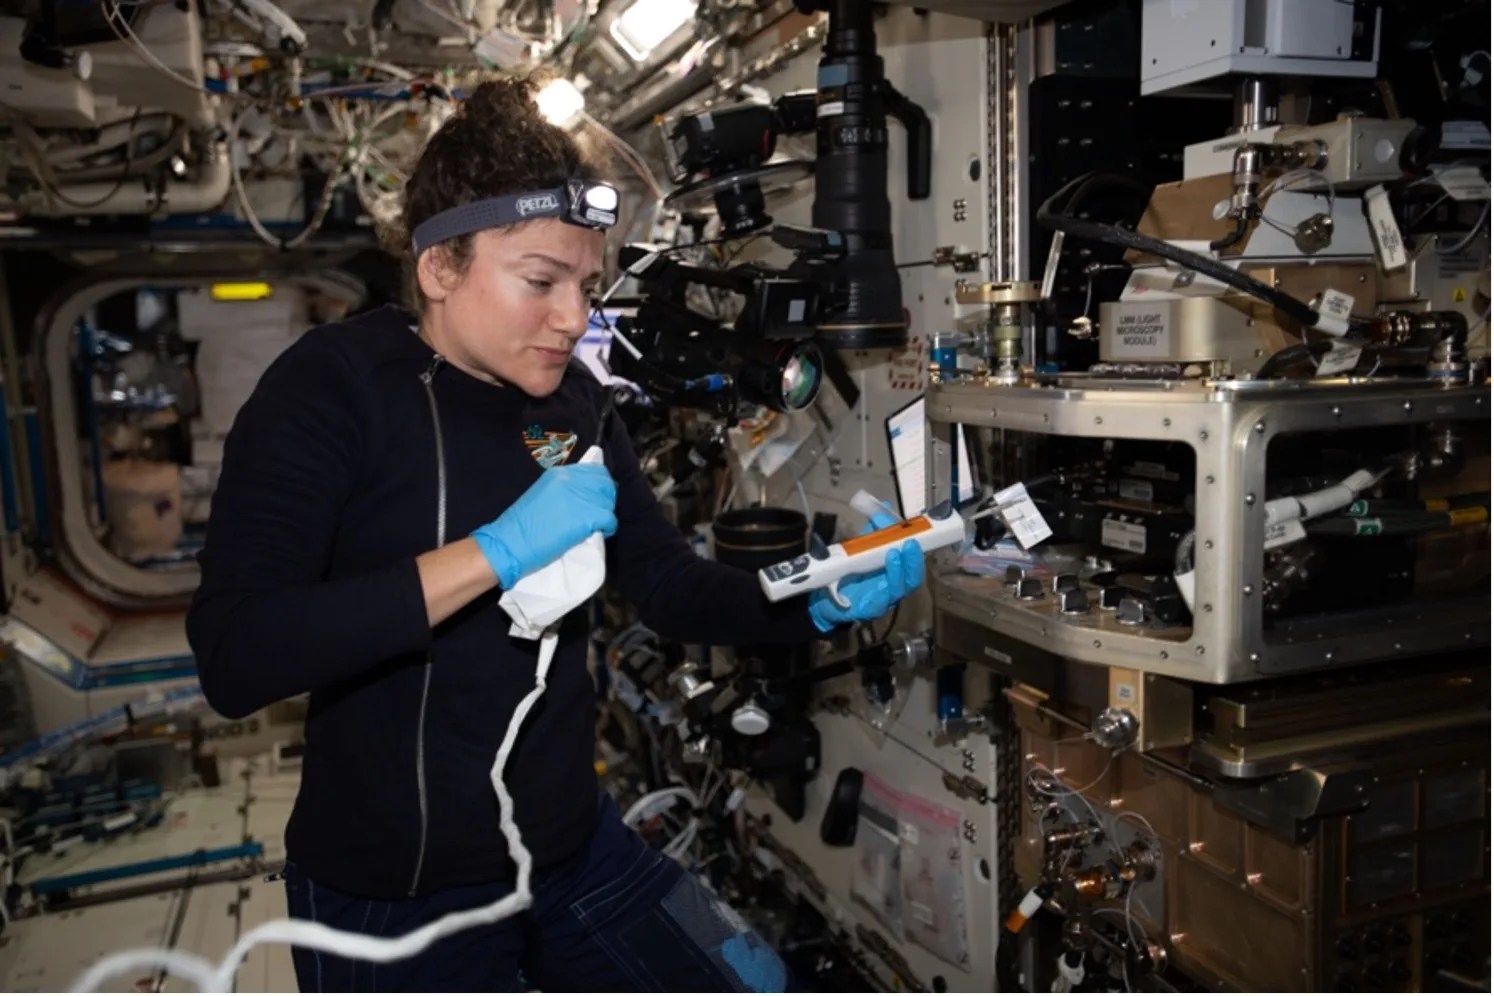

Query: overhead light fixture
<box><xmin>535</xmin><ymin>77</ymin><xmax>585</xmax><ymax>128</ymax></box>
<box><xmin>211</xmin><ymin>282</ymin><xmax>274</xmax><ymax>302</ymax></box>
<box><xmin>609</xmin><ymin>0</ymin><xmax>696</xmax><ymax>62</ymax></box>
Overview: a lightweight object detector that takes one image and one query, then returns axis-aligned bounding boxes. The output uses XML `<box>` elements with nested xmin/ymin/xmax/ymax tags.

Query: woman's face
<box><xmin>417</xmin><ymin>219</ymin><xmax>605</xmax><ymax>397</ymax></box>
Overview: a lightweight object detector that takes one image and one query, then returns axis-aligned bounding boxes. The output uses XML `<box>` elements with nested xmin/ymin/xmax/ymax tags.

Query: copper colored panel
<box><xmin>1190</xmin><ymin>794</ymin><xmax>1244</xmax><ymax>877</ymax></box>
<box><xmin>1114</xmin><ymin>754</ymin><xmax>1188</xmax><ymax>845</ymax></box>
<box><xmin>1246</xmin><ymin>824</ymin><xmax>1314</xmax><ymax>912</ymax></box>
<box><xmin>1053</xmin><ymin>738</ymin><xmax>1114</xmax><ymax>799</ymax></box>
<box><xmin>1173</xmin><ymin>857</ymin><xmax>1309</xmax><ymax>992</ymax></box>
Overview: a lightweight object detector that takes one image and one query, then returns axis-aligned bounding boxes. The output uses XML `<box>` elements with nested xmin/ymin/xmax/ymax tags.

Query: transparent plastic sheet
<box><xmin>850</xmin><ymin>773</ymin><xmax>905</xmax><ymax>940</ymax></box>
<box><xmin>859</xmin><ymin>670</ymin><xmax>912</xmax><ymax>746</ymax></box>
<box><xmin>898</xmin><ymin>791</ymin><xmax>970</xmax><ymax>968</ymax></box>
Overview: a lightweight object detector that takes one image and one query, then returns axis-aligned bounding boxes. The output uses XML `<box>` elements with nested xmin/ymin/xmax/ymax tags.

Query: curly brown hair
<box><xmin>394</xmin><ymin>74</ymin><xmax>610</xmax><ymax>308</ymax></box>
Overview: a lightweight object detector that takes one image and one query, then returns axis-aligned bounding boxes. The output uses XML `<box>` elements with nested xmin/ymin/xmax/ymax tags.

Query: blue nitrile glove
<box><xmin>808</xmin><ymin>507</ymin><xmax>926</xmax><ymax>633</ymax></box>
<box><xmin>471</xmin><ymin>463</ymin><xmax>618</xmax><ymax>589</ymax></box>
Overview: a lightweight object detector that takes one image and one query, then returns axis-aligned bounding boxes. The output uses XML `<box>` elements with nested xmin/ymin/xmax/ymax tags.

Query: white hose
<box><xmin>71</xmin><ymin>627</ymin><xmax>562</xmax><ymax>993</ymax></box>
<box><xmin>1263</xmin><ymin>468</ymin><xmax>1382</xmax><ymax>527</ymax></box>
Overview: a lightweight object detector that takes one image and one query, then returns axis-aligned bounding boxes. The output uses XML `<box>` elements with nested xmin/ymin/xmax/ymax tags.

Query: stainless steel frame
<box><xmin>926</xmin><ymin>375</ymin><xmax>1490</xmax><ymax>684</ymax></box>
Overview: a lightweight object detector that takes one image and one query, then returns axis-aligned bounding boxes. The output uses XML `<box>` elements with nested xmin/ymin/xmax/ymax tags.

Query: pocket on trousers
<box><xmin>568</xmin><ymin>846</ymin><xmax>674</xmax><ymax>927</ymax></box>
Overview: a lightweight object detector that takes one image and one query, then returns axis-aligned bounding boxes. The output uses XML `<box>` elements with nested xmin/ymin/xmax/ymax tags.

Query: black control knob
<box><xmin>1052</xmin><ymin>573</ymin><xmax>1080</xmax><ymax>593</ymax></box>
<box><xmin>1004</xmin><ymin>565</ymin><xmax>1024</xmax><ymax>586</ymax></box>
<box><xmin>1099</xmin><ymin>585</ymin><xmax>1126</xmax><ymax>610</ymax></box>
<box><xmin>1058</xmin><ymin>588</ymin><xmax>1090</xmax><ymax>614</ymax></box>
<box><xmin>1017</xmin><ymin>578</ymin><xmax>1045</xmax><ymax>600</ymax></box>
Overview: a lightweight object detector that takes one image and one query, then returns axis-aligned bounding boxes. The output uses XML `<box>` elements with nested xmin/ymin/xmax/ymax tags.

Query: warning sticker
<box><xmin>1108</xmin><ymin>303</ymin><xmax>1172</xmax><ymax>359</ymax></box>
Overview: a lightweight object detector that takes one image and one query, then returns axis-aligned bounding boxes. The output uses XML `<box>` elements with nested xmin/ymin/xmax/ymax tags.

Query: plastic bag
<box><xmin>850</xmin><ymin>773</ymin><xmax>904</xmax><ymax>939</ymax></box>
<box><xmin>898</xmin><ymin>791</ymin><xmax>970</xmax><ymax>968</ymax></box>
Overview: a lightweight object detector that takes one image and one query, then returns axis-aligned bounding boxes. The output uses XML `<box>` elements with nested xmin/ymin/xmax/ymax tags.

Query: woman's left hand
<box><xmin>807</xmin><ymin>509</ymin><xmax>925</xmax><ymax>632</ymax></box>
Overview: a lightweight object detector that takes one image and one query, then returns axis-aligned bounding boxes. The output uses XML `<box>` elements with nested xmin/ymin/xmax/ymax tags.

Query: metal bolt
<box><xmin>1204</xmin><ymin>539</ymin><xmax>1214</xmax><ymax>549</ymax></box>
<box><xmin>1325</xmin><ymin>651</ymin><xmax>1334</xmax><ymax>662</ymax></box>
<box><xmin>1254</xmin><ymin>421</ymin><xmax>1265</xmax><ymax>434</ymax></box>
<box><xmin>1199</xmin><ymin>431</ymin><xmax>1209</xmax><ymax>440</ymax></box>
<box><xmin>1093</xmin><ymin>640</ymin><xmax>1102</xmax><ymax>648</ymax></box>
<box><xmin>1195</xmin><ymin>645</ymin><xmax>1205</xmax><ymax>655</ymax></box>
<box><xmin>1245</xmin><ymin>493</ymin><xmax>1256</xmax><ymax>505</ymax></box>
<box><xmin>1095</xmin><ymin>416</ymin><xmax>1103</xmax><ymax>425</ymax></box>
<box><xmin>1249</xmin><ymin>652</ymin><xmax>1261</xmax><ymax>663</ymax></box>
<box><xmin>1203</xmin><ymin>603</ymin><xmax>1213</xmax><ymax>612</ymax></box>
<box><xmin>1243</xmin><ymin>585</ymin><xmax>1254</xmax><ymax>595</ymax></box>
<box><xmin>1159</xmin><ymin>651</ymin><xmax>1168</xmax><ymax>659</ymax></box>
<box><xmin>1332</xmin><ymin>406</ymin><xmax>1342</xmax><ymax>418</ymax></box>
<box><xmin>1404</xmin><ymin>401</ymin><xmax>1414</xmax><ymax>412</ymax></box>
<box><xmin>1205</xmin><ymin>475</ymin><xmax>1215</xmax><ymax>484</ymax></box>
<box><xmin>1163</xmin><ymin>418</ymin><xmax>1172</xmax><ymax>427</ymax></box>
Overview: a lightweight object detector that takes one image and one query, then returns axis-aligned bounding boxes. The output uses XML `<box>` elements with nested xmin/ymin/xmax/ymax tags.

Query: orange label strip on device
<box><xmin>838</xmin><ymin>517</ymin><xmax>932</xmax><ymax>556</ymax></box>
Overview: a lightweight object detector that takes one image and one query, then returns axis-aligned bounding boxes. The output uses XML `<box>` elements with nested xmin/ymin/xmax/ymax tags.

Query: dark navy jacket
<box><xmin>187</xmin><ymin>305</ymin><xmax>819</xmax><ymax>899</ymax></box>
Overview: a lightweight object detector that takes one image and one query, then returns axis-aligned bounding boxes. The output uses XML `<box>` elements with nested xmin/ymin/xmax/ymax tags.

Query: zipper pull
<box><xmin>421</xmin><ymin>354</ymin><xmax>446</xmax><ymax>384</ymax></box>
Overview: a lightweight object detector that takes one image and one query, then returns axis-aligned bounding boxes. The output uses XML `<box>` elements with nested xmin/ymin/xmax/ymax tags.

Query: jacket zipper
<box><xmin>409</xmin><ymin>353</ymin><xmax>448</xmax><ymax>896</ymax></box>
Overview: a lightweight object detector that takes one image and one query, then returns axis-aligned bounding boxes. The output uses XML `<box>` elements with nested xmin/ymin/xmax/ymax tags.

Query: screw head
<box><xmin>1243</xmin><ymin>585</ymin><xmax>1254</xmax><ymax>595</ymax></box>
<box><xmin>1254</xmin><ymin>421</ymin><xmax>1265</xmax><ymax>434</ymax></box>
<box><xmin>1245</xmin><ymin>493</ymin><xmax>1257</xmax><ymax>505</ymax></box>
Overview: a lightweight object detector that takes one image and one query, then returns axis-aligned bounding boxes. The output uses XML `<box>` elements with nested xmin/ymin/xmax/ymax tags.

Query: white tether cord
<box><xmin>70</xmin><ymin>627</ymin><xmax>562</xmax><ymax>993</ymax></box>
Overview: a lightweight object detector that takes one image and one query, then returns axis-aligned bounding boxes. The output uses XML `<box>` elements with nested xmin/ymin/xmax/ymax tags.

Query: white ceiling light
<box><xmin>609</xmin><ymin>0</ymin><xmax>697</xmax><ymax>62</ymax></box>
<box><xmin>535</xmin><ymin>77</ymin><xmax>586</xmax><ymax>127</ymax></box>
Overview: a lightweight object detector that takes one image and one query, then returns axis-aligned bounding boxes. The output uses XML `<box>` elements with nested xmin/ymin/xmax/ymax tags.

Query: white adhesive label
<box><xmin>1114</xmin><ymin>683</ymin><xmax>1136</xmax><ymax>704</ymax></box>
<box><xmin>1316</xmin><ymin>289</ymin><xmax>1355</xmax><ymax>336</ymax></box>
<box><xmin>1101</xmin><ymin>518</ymin><xmax>1147</xmax><ymax>554</ymax></box>
<box><xmin>817</xmin><ymin>100</ymin><xmax>846</xmax><ymax>118</ymax></box>
<box><xmin>1441</xmin><ymin>120</ymin><xmax>1491</xmax><ymax>151</ymax></box>
<box><xmin>994</xmin><ymin>482</ymin><xmax>1053</xmax><ymax>549</ymax></box>
<box><xmin>725</xmin><ymin>787</ymin><xmax>747</xmax><ymax>812</ymax></box>
<box><xmin>1117</xmin><ymin>479</ymin><xmax>1155</xmax><ymax>502</ymax></box>
<box><xmin>1263</xmin><ymin>518</ymin><xmax>1307</xmax><ymax>550</ymax></box>
<box><xmin>1434</xmin><ymin>165</ymin><xmax>1491</xmax><ymax>202</ymax></box>
<box><xmin>984</xmin><ymin>646</ymin><xmax>1013</xmax><ymax>664</ymax></box>
<box><xmin>1108</xmin><ymin>302</ymin><xmax>1172</xmax><ymax>359</ymax></box>
<box><xmin>1365</xmin><ymin>185</ymin><xmax>1409</xmax><ymax>270</ymax></box>
<box><xmin>1316</xmin><ymin>343</ymin><xmax>1363</xmax><ymax>377</ymax></box>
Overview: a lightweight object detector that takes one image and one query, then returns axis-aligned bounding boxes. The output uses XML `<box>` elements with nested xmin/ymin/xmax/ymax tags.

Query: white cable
<box><xmin>1262</xmin><ymin>467</ymin><xmax>1384</xmax><ymax>526</ymax></box>
<box><xmin>71</xmin><ymin>627</ymin><xmax>563</xmax><ymax>993</ymax></box>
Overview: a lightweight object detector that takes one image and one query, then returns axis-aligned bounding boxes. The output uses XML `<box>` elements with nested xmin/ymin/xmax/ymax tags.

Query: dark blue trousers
<box><xmin>283</xmin><ymin>793</ymin><xmax>789</xmax><ymax>993</ymax></box>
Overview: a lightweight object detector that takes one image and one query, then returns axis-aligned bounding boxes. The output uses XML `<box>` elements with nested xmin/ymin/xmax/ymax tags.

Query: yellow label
<box><xmin>1454</xmin><ymin>287</ymin><xmax>1467</xmax><ymax>303</ymax></box>
<box><xmin>1448</xmin><ymin>506</ymin><xmax>1488</xmax><ymax>526</ymax></box>
<box><xmin>1427</xmin><ymin>498</ymin><xmax>1450</xmax><ymax>512</ymax></box>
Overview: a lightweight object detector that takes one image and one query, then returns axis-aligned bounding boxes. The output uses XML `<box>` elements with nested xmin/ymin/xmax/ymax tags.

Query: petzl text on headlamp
<box><xmin>411</xmin><ymin>180</ymin><xmax>619</xmax><ymax>254</ymax></box>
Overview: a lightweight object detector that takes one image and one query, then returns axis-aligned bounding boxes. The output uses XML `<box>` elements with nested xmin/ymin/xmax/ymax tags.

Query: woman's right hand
<box><xmin>471</xmin><ymin>464</ymin><xmax>618</xmax><ymax>589</ymax></box>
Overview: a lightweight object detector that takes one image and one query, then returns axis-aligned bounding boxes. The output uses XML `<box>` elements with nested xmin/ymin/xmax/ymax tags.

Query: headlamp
<box><xmin>411</xmin><ymin>179</ymin><xmax>619</xmax><ymax>255</ymax></box>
